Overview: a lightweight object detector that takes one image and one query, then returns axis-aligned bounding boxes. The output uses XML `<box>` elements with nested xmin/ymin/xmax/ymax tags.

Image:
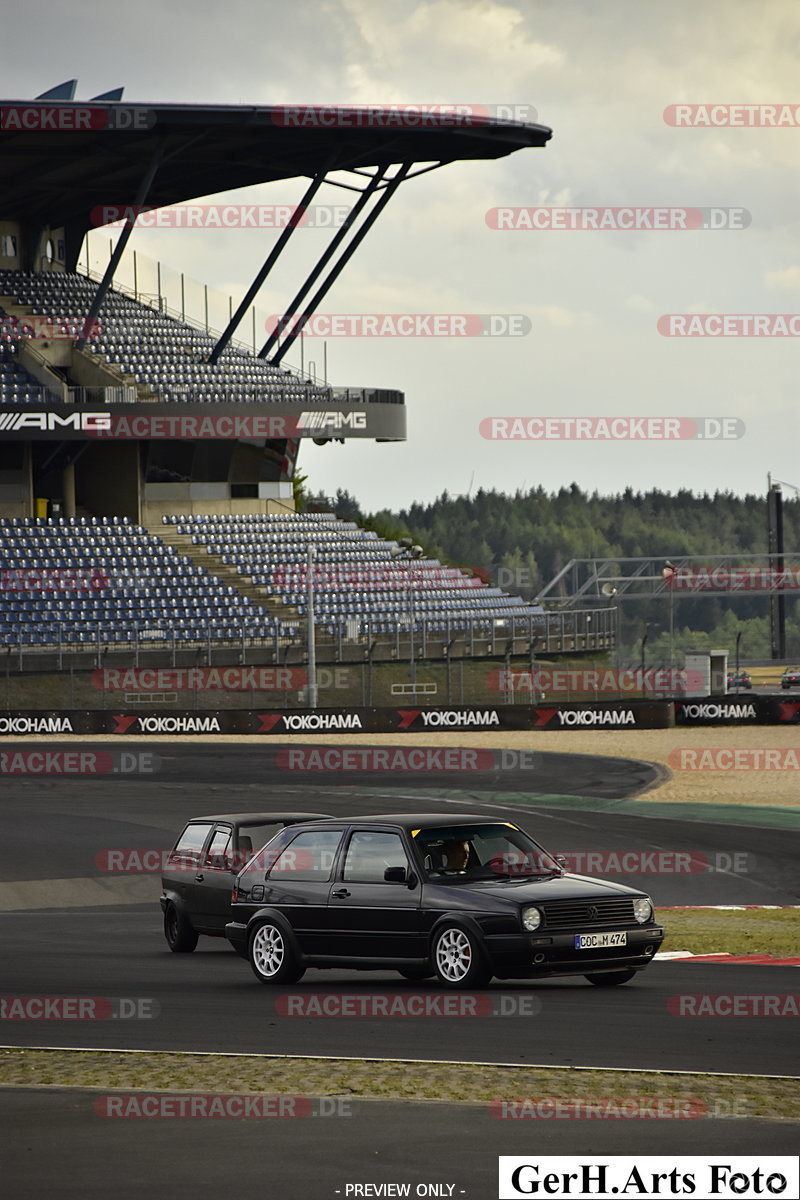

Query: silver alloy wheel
<box><xmin>251</xmin><ymin>924</ymin><xmax>285</xmax><ymax>978</ymax></box>
<box><xmin>435</xmin><ymin>927</ymin><xmax>472</xmax><ymax>982</ymax></box>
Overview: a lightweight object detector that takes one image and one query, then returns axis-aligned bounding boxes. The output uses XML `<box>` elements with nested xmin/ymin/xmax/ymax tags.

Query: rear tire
<box><xmin>249</xmin><ymin>921</ymin><xmax>306</xmax><ymax>985</ymax></box>
<box><xmin>431</xmin><ymin>924</ymin><xmax>491</xmax><ymax>989</ymax></box>
<box><xmin>164</xmin><ymin>903</ymin><xmax>198</xmax><ymax>953</ymax></box>
<box><xmin>584</xmin><ymin>969</ymin><xmax>636</xmax><ymax>987</ymax></box>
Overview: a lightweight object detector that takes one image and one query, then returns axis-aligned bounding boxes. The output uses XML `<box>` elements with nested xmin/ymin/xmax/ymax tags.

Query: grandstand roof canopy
<box><xmin>0</xmin><ymin>99</ymin><xmax>552</xmax><ymax>234</ymax></box>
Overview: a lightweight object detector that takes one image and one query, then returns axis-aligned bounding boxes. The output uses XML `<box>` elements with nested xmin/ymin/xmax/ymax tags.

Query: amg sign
<box><xmin>0</xmin><ymin>402</ymin><xmax>404</xmax><ymax>441</ymax></box>
<box><xmin>0</xmin><ymin>412</ymin><xmax>112</xmax><ymax>432</ymax></box>
<box><xmin>296</xmin><ymin>411</ymin><xmax>368</xmax><ymax>431</ymax></box>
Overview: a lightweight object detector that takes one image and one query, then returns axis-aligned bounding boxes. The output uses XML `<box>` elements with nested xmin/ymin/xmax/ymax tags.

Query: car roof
<box><xmin>189</xmin><ymin>812</ymin><xmax>332</xmax><ymax>824</ymax></box>
<box><xmin>286</xmin><ymin>813</ymin><xmax>518</xmax><ymax>831</ymax></box>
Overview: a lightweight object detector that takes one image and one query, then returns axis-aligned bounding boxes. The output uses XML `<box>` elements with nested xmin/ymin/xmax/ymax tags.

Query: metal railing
<box><xmin>1</xmin><ymin>607</ymin><xmax>615</xmax><ymax>670</ymax></box>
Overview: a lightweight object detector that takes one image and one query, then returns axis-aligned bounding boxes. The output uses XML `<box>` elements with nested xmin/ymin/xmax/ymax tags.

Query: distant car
<box><xmin>727</xmin><ymin>671</ymin><xmax>752</xmax><ymax>690</ymax></box>
<box><xmin>781</xmin><ymin>669</ymin><xmax>800</xmax><ymax>690</ymax></box>
<box><xmin>226</xmin><ymin>814</ymin><xmax>665</xmax><ymax>988</ymax></box>
<box><xmin>160</xmin><ymin>812</ymin><xmax>331</xmax><ymax>952</ymax></box>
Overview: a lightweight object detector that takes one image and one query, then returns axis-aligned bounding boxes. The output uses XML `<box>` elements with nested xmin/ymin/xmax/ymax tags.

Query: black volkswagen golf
<box><xmin>225</xmin><ymin>815</ymin><xmax>664</xmax><ymax>989</ymax></box>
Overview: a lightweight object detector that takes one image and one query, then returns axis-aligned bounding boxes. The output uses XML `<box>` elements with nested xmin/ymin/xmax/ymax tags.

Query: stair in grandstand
<box><xmin>152</xmin><ymin>522</ymin><xmax>301</xmax><ymax>623</ymax></box>
<box><xmin>1</xmin><ymin>288</ymin><xmax>161</xmax><ymax>404</ymax></box>
<box><xmin>0</xmin><ymin>270</ymin><xmax>329</xmax><ymax>405</ymax></box>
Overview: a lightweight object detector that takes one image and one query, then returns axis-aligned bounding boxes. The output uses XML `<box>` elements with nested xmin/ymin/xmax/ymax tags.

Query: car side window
<box><xmin>204</xmin><ymin>827</ymin><xmax>232</xmax><ymax>869</ymax></box>
<box><xmin>173</xmin><ymin>822</ymin><xmax>214</xmax><ymax>858</ymax></box>
<box><xmin>343</xmin><ymin>832</ymin><xmax>409</xmax><ymax>882</ymax></box>
<box><xmin>265</xmin><ymin>830</ymin><xmax>343</xmax><ymax>881</ymax></box>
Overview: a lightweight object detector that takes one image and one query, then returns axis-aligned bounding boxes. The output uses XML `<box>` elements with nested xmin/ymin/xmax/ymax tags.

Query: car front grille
<box><xmin>541</xmin><ymin>897</ymin><xmax>636</xmax><ymax>928</ymax></box>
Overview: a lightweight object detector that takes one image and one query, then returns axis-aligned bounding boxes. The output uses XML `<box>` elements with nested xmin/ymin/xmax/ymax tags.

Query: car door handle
<box><xmin>331</xmin><ymin>888</ymin><xmax>351</xmax><ymax>899</ymax></box>
<box><xmin>195</xmin><ymin>873</ymin><xmax>204</xmax><ymax>882</ymax></box>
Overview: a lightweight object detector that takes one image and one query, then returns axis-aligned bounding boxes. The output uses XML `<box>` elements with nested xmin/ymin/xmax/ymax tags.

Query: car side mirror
<box><xmin>384</xmin><ymin>866</ymin><xmax>407</xmax><ymax>884</ymax></box>
<box><xmin>555</xmin><ymin>855</ymin><xmax>567</xmax><ymax>869</ymax></box>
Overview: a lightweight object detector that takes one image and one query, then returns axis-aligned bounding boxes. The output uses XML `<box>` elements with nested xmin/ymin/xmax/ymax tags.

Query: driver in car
<box><xmin>442</xmin><ymin>840</ymin><xmax>471</xmax><ymax>873</ymax></box>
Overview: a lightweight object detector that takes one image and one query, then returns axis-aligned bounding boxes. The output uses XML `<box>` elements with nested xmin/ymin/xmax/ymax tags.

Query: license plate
<box><xmin>575</xmin><ymin>931</ymin><xmax>627</xmax><ymax>949</ymax></box>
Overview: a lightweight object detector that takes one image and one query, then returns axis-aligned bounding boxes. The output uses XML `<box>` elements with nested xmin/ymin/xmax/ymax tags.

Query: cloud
<box><xmin>765</xmin><ymin>266</ymin><xmax>800</xmax><ymax>290</ymax></box>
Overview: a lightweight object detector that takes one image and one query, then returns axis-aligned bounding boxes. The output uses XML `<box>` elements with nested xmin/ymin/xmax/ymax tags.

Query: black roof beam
<box><xmin>265</xmin><ymin>161</ymin><xmax>411</xmax><ymax>367</ymax></box>
<box><xmin>75</xmin><ymin>141</ymin><xmax>165</xmax><ymax>351</ymax></box>
<box><xmin>258</xmin><ymin>164</ymin><xmax>388</xmax><ymax>360</ymax></box>
<box><xmin>207</xmin><ymin>156</ymin><xmax>336</xmax><ymax>366</ymax></box>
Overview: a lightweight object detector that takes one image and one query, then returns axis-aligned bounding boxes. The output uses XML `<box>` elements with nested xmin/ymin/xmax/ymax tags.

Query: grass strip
<box><xmin>0</xmin><ymin>1048</ymin><xmax>797</xmax><ymax>1119</ymax></box>
<box><xmin>661</xmin><ymin>907</ymin><xmax>800</xmax><ymax>956</ymax></box>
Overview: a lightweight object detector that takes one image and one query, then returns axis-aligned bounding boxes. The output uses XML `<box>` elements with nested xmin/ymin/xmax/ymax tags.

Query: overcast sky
<box><xmin>2</xmin><ymin>0</ymin><xmax>797</xmax><ymax>511</ymax></box>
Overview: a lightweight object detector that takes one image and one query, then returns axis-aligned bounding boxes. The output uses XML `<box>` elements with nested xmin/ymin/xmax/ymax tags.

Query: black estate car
<box><xmin>160</xmin><ymin>812</ymin><xmax>330</xmax><ymax>952</ymax></box>
<box><xmin>781</xmin><ymin>668</ymin><xmax>800</xmax><ymax>689</ymax></box>
<box><xmin>727</xmin><ymin>670</ymin><xmax>752</xmax><ymax>691</ymax></box>
<box><xmin>225</xmin><ymin>815</ymin><xmax>664</xmax><ymax>988</ymax></box>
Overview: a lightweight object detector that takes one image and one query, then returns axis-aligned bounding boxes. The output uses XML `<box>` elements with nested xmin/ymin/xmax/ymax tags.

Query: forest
<box><xmin>303</xmin><ymin>484</ymin><xmax>800</xmax><ymax>662</ymax></box>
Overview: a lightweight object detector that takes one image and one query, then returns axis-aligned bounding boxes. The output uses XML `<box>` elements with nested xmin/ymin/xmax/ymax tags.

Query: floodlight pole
<box><xmin>393</xmin><ymin>538</ymin><xmax>423</xmax><ymax>700</ymax></box>
<box><xmin>409</xmin><ymin>563</ymin><xmax>416</xmax><ymax>698</ymax></box>
<box><xmin>307</xmin><ymin>544</ymin><xmax>318</xmax><ymax>708</ymax></box>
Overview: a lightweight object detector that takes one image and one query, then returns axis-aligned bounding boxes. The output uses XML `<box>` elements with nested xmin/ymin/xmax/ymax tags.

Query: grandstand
<box><xmin>0</xmin><ymin>89</ymin><xmax>601</xmax><ymax>677</ymax></box>
<box><xmin>1</xmin><ymin>269</ymin><xmax>331</xmax><ymax>405</ymax></box>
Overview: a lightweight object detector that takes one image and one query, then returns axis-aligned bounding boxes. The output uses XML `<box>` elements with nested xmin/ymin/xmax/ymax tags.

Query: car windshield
<box><xmin>413</xmin><ymin>823</ymin><xmax>560</xmax><ymax>882</ymax></box>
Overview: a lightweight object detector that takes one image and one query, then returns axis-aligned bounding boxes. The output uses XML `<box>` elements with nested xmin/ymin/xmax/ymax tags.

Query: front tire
<box><xmin>431</xmin><ymin>924</ymin><xmax>491</xmax><ymax>989</ymax></box>
<box><xmin>164</xmin><ymin>903</ymin><xmax>198</xmax><ymax>953</ymax></box>
<box><xmin>249</xmin><ymin>921</ymin><xmax>306</xmax><ymax>985</ymax></box>
<box><xmin>584</xmin><ymin>969</ymin><xmax>636</xmax><ymax>987</ymax></box>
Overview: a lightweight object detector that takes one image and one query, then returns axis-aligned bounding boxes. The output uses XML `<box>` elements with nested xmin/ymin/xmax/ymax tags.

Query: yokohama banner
<box><xmin>0</xmin><ymin>702</ymin><xmax>677</xmax><ymax>735</ymax></box>
<box><xmin>2</xmin><ymin>700</ymin><xmax>797</xmax><ymax>734</ymax></box>
<box><xmin>675</xmin><ymin>697</ymin><xmax>800</xmax><ymax>725</ymax></box>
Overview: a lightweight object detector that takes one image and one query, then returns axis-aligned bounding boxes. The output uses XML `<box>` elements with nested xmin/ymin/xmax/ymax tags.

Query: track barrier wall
<box><xmin>0</xmin><ymin>698</ymin><xmax>797</xmax><ymax>736</ymax></box>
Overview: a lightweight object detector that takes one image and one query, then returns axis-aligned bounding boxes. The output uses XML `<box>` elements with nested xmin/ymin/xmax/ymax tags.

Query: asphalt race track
<box><xmin>1</xmin><ymin>1091</ymin><xmax>796</xmax><ymax>1200</ymax></box>
<box><xmin>2</xmin><ymin>741</ymin><xmax>799</xmax><ymax>1197</ymax></box>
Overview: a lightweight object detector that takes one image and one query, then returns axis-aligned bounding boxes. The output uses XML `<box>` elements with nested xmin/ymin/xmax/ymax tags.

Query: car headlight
<box><xmin>633</xmin><ymin>897</ymin><xmax>653</xmax><ymax>924</ymax></box>
<box><xmin>522</xmin><ymin>906</ymin><xmax>542</xmax><ymax>931</ymax></box>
